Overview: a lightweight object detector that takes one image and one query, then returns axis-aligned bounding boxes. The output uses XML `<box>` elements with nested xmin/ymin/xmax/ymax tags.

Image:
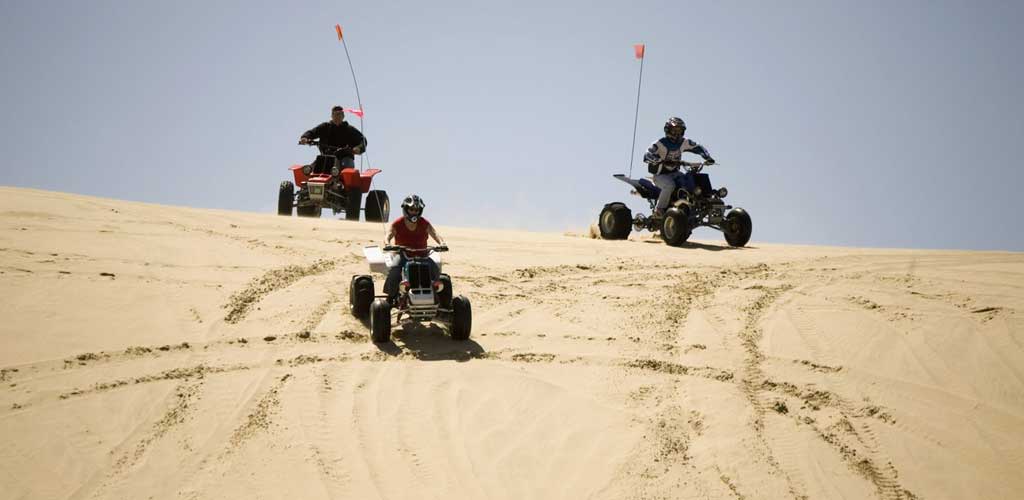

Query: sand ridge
<box><xmin>1</xmin><ymin>186</ymin><xmax>1023</xmax><ymax>499</ymax></box>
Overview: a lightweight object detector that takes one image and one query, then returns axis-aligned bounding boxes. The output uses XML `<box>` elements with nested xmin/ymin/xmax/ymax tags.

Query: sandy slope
<box><xmin>1</xmin><ymin>186</ymin><xmax>1023</xmax><ymax>500</ymax></box>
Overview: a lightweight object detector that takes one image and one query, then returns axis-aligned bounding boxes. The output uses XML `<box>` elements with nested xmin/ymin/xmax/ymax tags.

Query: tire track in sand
<box><xmin>733</xmin><ymin>279</ymin><xmax>808</xmax><ymax>500</ymax></box>
<box><xmin>289</xmin><ymin>367</ymin><xmax>351</xmax><ymax>498</ymax></box>
<box><xmin>165</xmin><ymin>364</ymin><xmax>283</xmax><ymax>498</ymax></box>
<box><xmin>787</xmin><ymin>298</ymin><xmax>914</xmax><ymax>500</ymax></box>
<box><xmin>175</xmin><ymin>372</ymin><xmax>293</xmax><ymax>499</ymax></box>
<box><xmin>222</xmin><ymin>259</ymin><xmax>337</xmax><ymax>324</ymax></box>
<box><xmin>83</xmin><ymin>380</ymin><xmax>204</xmax><ymax>499</ymax></box>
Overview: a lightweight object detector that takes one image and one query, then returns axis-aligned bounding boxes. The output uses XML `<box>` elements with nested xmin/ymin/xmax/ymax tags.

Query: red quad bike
<box><xmin>349</xmin><ymin>245</ymin><xmax>472</xmax><ymax>344</ymax></box>
<box><xmin>278</xmin><ymin>141</ymin><xmax>390</xmax><ymax>221</ymax></box>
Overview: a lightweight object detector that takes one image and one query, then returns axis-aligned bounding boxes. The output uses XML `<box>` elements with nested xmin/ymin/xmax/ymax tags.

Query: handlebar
<box><xmin>299</xmin><ymin>140</ymin><xmax>356</xmax><ymax>155</ymax></box>
<box><xmin>383</xmin><ymin>245</ymin><xmax>448</xmax><ymax>253</ymax></box>
<box><xmin>661</xmin><ymin>160</ymin><xmax>711</xmax><ymax>172</ymax></box>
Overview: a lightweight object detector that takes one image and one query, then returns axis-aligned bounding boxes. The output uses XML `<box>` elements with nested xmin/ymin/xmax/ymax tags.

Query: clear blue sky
<box><xmin>2</xmin><ymin>1</ymin><xmax>1022</xmax><ymax>250</ymax></box>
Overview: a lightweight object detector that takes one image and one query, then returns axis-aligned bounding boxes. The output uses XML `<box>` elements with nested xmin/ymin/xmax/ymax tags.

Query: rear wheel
<box><xmin>723</xmin><ymin>208</ymin><xmax>752</xmax><ymax>247</ymax></box>
<box><xmin>349</xmin><ymin>275</ymin><xmax>374</xmax><ymax>318</ymax></box>
<box><xmin>345</xmin><ymin>188</ymin><xmax>362</xmax><ymax>221</ymax></box>
<box><xmin>365</xmin><ymin>190</ymin><xmax>390</xmax><ymax>222</ymax></box>
<box><xmin>451</xmin><ymin>295</ymin><xmax>472</xmax><ymax>341</ymax></box>
<box><xmin>661</xmin><ymin>207</ymin><xmax>691</xmax><ymax>247</ymax></box>
<box><xmin>598</xmin><ymin>202</ymin><xmax>632</xmax><ymax>240</ymax></box>
<box><xmin>278</xmin><ymin>181</ymin><xmax>294</xmax><ymax>216</ymax></box>
<box><xmin>370</xmin><ymin>298</ymin><xmax>392</xmax><ymax>343</ymax></box>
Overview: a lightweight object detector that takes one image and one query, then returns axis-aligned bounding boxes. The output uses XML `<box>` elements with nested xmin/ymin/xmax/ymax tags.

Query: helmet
<box><xmin>401</xmin><ymin>194</ymin><xmax>425</xmax><ymax>222</ymax></box>
<box><xmin>664</xmin><ymin>117</ymin><xmax>686</xmax><ymax>141</ymax></box>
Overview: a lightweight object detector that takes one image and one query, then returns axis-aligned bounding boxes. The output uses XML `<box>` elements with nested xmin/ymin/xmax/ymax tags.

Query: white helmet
<box><xmin>401</xmin><ymin>194</ymin><xmax>425</xmax><ymax>222</ymax></box>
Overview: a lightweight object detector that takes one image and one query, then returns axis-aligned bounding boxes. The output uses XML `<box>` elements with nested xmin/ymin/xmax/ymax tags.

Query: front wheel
<box><xmin>370</xmin><ymin>298</ymin><xmax>392</xmax><ymax>343</ymax></box>
<box><xmin>345</xmin><ymin>188</ymin><xmax>362</xmax><ymax>221</ymax></box>
<box><xmin>365</xmin><ymin>190</ymin><xmax>390</xmax><ymax>222</ymax></box>
<box><xmin>451</xmin><ymin>295</ymin><xmax>472</xmax><ymax>341</ymax></box>
<box><xmin>661</xmin><ymin>207</ymin><xmax>691</xmax><ymax>247</ymax></box>
<box><xmin>723</xmin><ymin>208</ymin><xmax>752</xmax><ymax>247</ymax></box>
<box><xmin>278</xmin><ymin>181</ymin><xmax>294</xmax><ymax>216</ymax></box>
<box><xmin>598</xmin><ymin>203</ymin><xmax>632</xmax><ymax>240</ymax></box>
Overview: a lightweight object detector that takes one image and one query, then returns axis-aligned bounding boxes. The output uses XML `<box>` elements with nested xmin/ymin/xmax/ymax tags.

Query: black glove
<box><xmin>704</xmin><ymin>157</ymin><xmax>716</xmax><ymax>165</ymax></box>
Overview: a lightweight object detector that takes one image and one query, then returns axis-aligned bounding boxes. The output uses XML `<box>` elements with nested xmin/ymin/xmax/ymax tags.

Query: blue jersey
<box><xmin>643</xmin><ymin>137</ymin><xmax>711</xmax><ymax>174</ymax></box>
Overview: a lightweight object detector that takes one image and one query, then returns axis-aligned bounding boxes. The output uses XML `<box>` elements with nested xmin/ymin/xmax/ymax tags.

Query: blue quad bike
<box><xmin>349</xmin><ymin>245</ymin><xmax>472</xmax><ymax>343</ymax></box>
<box><xmin>599</xmin><ymin>161</ymin><xmax>752</xmax><ymax>247</ymax></box>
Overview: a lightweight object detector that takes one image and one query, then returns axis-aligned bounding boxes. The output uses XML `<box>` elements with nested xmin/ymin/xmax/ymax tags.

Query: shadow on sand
<box><xmin>374</xmin><ymin>322</ymin><xmax>485</xmax><ymax>362</ymax></box>
<box><xmin>640</xmin><ymin>239</ymin><xmax>756</xmax><ymax>251</ymax></box>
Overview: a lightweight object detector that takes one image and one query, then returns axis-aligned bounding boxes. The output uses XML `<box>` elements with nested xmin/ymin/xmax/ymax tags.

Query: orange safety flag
<box><xmin>344</xmin><ymin>108</ymin><xmax>364</xmax><ymax>118</ymax></box>
<box><xmin>634</xmin><ymin>44</ymin><xmax>645</xmax><ymax>59</ymax></box>
<box><xmin>335</xmin><ymin>24</ymin><xmax>344</xmax><ymax>41</ymax></box>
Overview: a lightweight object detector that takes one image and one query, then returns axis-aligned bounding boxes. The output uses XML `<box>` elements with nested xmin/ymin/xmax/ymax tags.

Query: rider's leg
<box><xmin>428</xmin><ymin>260</ymin><xmax>440</xmax><ymax>281</ymax></box>
<box><xmin>339</xmin><ymin>156</ymin><xmax>355</xmax><ymax>169</ymax></box>
<box><xmin>383</xmin><ymin>255</ymin><xmax>407</xmax><ymax>304</ymax></box>
<box><xmin>653</xmin><ymin>173</ymin><xmax>677</xmax><ymax>216</ymax></box>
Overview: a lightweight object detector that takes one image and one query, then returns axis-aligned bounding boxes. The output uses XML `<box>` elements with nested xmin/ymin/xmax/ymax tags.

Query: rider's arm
<box><xmin>353</xmin><ymin>130</ymin><xmax>367</xmax><ymax>155</ymax></box>
<box><xmin>385</xmin><ymin>225</ymin><xmax>396</xmax><ymax>244</ymax></box>
<box><xmin>683</xmin><ymin>139</ymin><xmax>714</xmax><ymax>162</ymax></box>
<box><xmin>300</xmin><ymin>122</ymin><xmax>326</xmax><ymax>143</ymax></box>
<box><xmin>643</xmin><ymin>140</ymin><xmax>667</xmax><ymax>165</ymax></box>
<box><xmin>427</xmin><ymin>223</ymin><xmax>443</xmax><ymax>245</ymax></box>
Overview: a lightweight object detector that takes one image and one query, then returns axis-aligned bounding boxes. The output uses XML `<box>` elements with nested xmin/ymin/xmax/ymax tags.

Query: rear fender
<box><xmin>339</xmin><ymin>168</ymin><xmax>361</xmax><ymax>191</ymax></box>
<box><xmin>613</xmin><ymin>174</ymin><xmax>660</xmax><ymax>200</ymax></box>
<box><xmin>612</xmin><ymin>174</ymin><xmax>642</xmax><ymax>190</ymax></box>
<box><xmin>348</xmin><ymin>168</ymin><xmax>382</xmax><ymax>193</ymax></box>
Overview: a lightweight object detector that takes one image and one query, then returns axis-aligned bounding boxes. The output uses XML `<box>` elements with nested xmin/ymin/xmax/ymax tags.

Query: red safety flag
<box><xmin>634</xmin><ymin>44</ymin><xmax>645</xmax><ymax>59</ymax></box>
<box><xmin>335</xmin><ymin>24</ymin><xmax>344</xmax><ymax>41</ymax></box>
<box><xmin>344</xmin><ymin>108</ymin><xmax>364</xmax><ymax>118</ymax></box>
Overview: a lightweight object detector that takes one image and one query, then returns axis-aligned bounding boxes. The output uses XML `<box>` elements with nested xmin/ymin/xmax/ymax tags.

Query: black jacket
<box><xmin>301</xmin><ymin>121</ymin><xmax>367</xmax><ymax>156</ymax></box>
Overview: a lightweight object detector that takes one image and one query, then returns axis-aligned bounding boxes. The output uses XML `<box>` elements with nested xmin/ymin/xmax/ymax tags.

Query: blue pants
<box><xmin>653</xmin><ymin>170</ymin><xmax>695</xmax><ymax>212</ymax></box>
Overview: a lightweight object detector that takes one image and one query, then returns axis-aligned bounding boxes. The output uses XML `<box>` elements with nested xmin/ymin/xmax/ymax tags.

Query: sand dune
<box><xmin>1</xmin><ymin>186</ymin><xmax>1023</xmax><ymax>499</ymax></box>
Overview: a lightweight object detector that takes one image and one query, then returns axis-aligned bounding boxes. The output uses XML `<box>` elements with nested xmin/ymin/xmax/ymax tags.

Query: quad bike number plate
<box><xmin>308</xmin><ymin>182</ymin><xmax>326</xmax><ymax>202</ymax></box>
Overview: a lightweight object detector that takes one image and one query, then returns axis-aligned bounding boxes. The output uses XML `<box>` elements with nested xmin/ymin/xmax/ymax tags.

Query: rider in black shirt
<box><xmin>298</xmin><ymin>106</ymin><xmax>367</xmax><ymax>168</ymax></box>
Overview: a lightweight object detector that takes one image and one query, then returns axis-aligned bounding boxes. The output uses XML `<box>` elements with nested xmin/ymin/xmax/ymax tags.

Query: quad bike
<box><xmin>349</xmin><ymin>245</ymin><xmax>472</xmax><ymax>343</ymax></box>
<box><xmin>278</xmin><ymin>141</ymin><xmax>390</xmax><ymax>221</ymax></box>
<box><xmin>599</xmin><ymin>161</ymin><xmax>753</xmax><ymax>247</ymax></box>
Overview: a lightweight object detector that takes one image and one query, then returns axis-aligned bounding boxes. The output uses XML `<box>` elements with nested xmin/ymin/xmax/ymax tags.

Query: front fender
<box><xmin>290</xmin><ymin>164</ymin><xmax>308</xmax><ymax>186</ymax></box>
<box><xmin>670</xmin><ymin>198</ymin><xmax>692</xmax><ymax>211</ymax></box>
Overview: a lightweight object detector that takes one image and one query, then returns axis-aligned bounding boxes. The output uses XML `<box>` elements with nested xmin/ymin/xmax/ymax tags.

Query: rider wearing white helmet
<box><xmin>383</xmin><ymin>195</ymin><xmax>445</xmax><ymax>303</ymax></box>
<box><xmin>643</xmin><ymin>117</ymin><xmax>716</xmax><ymax>217</ymax></box>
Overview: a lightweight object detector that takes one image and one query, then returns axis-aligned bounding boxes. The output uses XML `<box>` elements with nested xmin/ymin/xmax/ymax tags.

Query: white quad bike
<box><xmin>349</xmin><ymin>245</ymin><xmax>472</xmax><ymax>343</ymax></box>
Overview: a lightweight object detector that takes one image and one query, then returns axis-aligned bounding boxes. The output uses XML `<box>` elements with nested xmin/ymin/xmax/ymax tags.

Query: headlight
<box><xmin>693</xmin><ymin>187</ymin><xmax>703</xmax><ymax>196</ymax></box>
<box><xmin>331</xmin><ymin>166</ymin><xmax>340</xmax><ymax>176</ymax></box>
<box><xmin>302</xmin><ymin>165</ymin><xmax>312</xmax><ymax>176</ymax></box>
<box><xmin>717</xmin><ymin>187</ymin><xmax>728</xmax><ymax>198</ymax></box>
